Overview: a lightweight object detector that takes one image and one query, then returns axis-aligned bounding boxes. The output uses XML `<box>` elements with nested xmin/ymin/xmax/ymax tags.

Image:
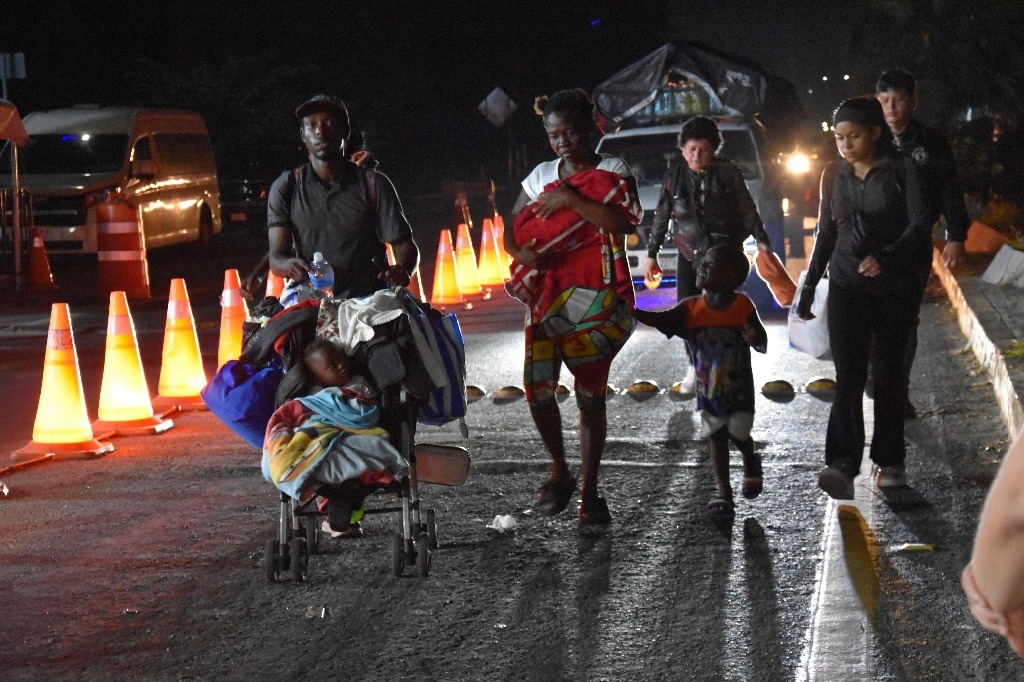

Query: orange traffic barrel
<box><xmin>96</xmin><ymin>199</ymin><xmax>150</xmax><ymax>300</ymax></box>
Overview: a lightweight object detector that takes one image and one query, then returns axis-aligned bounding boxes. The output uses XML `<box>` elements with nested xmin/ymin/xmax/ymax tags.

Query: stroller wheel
<box><xmin>290</xmin><ymin>538</ymin><xmax>309</xmax><ymax>583</ymax></box>
<box><xmin>264</xmin><ymin>539</ymin><xmax>283</xmax><ymax>583</ymax></box>
<box><xmin>303</xmin><ymin>516</ymin><xmax>321</xmax><ymax>554</ymax></box>
<box><xmin>424</xmin><ymin>509</ymin><xmax>438</xmax><ymax>550</ymax></box>
<box><xmin>416</xmin><ymin>532</ymin><xmax>432</xmax><ymax>577</ymax></box>
<box><xmin>391</xmin><ymin>533</ymin><xmax>406</xmax><ymax>577</ymax></box>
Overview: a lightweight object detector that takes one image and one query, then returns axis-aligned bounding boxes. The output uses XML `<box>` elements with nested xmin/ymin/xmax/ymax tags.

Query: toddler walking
<box><xmin>634</xmin><ymin>245</ymin><xmax>768</xmax><ymax>517</ymax></box>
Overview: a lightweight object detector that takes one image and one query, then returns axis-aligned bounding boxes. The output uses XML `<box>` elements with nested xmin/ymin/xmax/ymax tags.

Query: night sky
<box><xmin>3</xmin><ymin>1</ymin><xmax>861</xmax><ymax>193</ymax></box>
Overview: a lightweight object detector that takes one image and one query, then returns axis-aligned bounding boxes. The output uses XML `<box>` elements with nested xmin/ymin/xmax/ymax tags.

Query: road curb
<box><xmin>932</xmin><ymin>248</ymin><xmax>1024</xmax><ymax>438</ymax></box>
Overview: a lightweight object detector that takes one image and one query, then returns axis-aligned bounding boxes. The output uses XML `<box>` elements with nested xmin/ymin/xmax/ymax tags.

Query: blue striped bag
<box><xmin>406</xmin><ymin>298</ymin><xmax>468</xmax><ymax>426</ymax></box>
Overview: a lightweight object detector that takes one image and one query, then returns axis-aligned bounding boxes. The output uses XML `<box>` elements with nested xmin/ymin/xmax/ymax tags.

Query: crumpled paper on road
<box><xmin>486</xmin><ymin>514</ymin><xmax>517</xmax><ymax>533</ymax></box>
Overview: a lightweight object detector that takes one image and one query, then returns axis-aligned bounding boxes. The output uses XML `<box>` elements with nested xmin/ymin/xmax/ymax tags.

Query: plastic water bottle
<box><xmin>644</xmin><ymin>265</ymin><xmax>663</xmax><ymax>290</ymax></box>
<box><xmin>308</xmin><ymin>252</ymin><xmax>334</xmax><ymax>298</ymax></box>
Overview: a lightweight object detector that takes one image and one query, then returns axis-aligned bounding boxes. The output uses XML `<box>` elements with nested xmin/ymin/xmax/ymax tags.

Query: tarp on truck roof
<box><xmin>593</xmin><ymin>42</ymin><xmax>806</xmax><ymax>138</ymax></box>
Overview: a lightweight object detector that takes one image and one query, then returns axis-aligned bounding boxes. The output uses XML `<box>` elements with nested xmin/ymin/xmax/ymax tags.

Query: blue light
<box><xmin>61</xmin><ymin>134</ymin><xmax>77</xmax><ymax>142</ymax></box>
<box><xmin>590</xmin><ymin>18</ymin><xmax>601</xmax><ymax>27</ymax></box>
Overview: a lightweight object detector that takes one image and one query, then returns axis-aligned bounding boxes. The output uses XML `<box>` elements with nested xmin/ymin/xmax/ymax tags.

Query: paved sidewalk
<box><xmin>932</xmin><ymin>249</ymin><xmax>1024</xmax><ymax>437</ymax></box>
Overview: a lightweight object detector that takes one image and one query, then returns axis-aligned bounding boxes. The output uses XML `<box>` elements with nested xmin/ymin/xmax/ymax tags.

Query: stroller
<box><xmin>243</xmin><ymin>289</ymin><xmax>470</xmax><ymax>581</ymax></box>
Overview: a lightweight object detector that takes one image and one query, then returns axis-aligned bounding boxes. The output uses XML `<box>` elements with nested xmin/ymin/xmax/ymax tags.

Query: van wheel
<box><xmin>198</xmin><ymin>207</ymin><xmax>214</xmax><ymax>247</ymax></box>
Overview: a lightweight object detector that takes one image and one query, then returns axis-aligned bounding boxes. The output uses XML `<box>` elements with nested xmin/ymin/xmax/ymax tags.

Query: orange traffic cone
<box><xmin>217</xmin><ymin>269</ymin><xmax>249</xmax><ymax>368</ymax></box>
<box><xmin>152</xmin><ymin>278</ymin><xmax>209</xmax><ymax>411</ymax></box>
<box><xmin>265</xmin><ymin>270</ymin><xmax>285</xmax><ymax>299</ymax></box>
<box><xmin>454</xmin><ymin>222</ymin><xmax>482</xmax><ymax>296</ymax></box>
<box><xmin>28</xmin><ymin>227</ymin><xmax>57</xmax><ymax>291</ymax></box>
<box><xmin>12</xmin><ymin>303</ymin><xmax>115</xmax><ymax>461</ymax></box>
<box><xmin>385</xmin><ymin>243</ymin><xmax>424</xmax><ymax>300</ymax></box>
<box><xmin>493</xmin><ymin>214</ymin><xmax>513</xmax><ymax>269</ymax></box>
<box><xmin>476</xmin><ymin>217</ymin><xmax>506</xmax><ymax>286</ymax></box>
<box><xmin>430</xmin><ymin>229</ymin><xmax>463</xmax><ymax>306</ymax></box>
<box><xmin>92</xmin><ymin>292</ymin><xmax>174</xmax><ymax>436</ymax></box>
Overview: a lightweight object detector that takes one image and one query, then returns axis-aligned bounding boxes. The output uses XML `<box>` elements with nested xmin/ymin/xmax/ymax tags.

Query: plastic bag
<box><xmin>788</xmin><ymin>271</ymin><xmax>831</xmax><ymax>360</ymax></box>
<box><xmin>201</xmin><ymin>360</ymin><xmax>284</xmax><ymax>448</ymax></box>
<box><xmin>754</xmin><ymin>249</ymin><xmax>797</xmax><ymax>306</ymax></box>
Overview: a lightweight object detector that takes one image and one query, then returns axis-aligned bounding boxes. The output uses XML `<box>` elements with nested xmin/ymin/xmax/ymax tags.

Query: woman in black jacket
<box><xmin>644</xmin><ymin>116</ymin><xmax>773</xmax><ymax>302</ymax></box>
<box><xmin>796</xmin><ymin>97</ymin><xmax>931</xmax><ymax>500</ymax></box>
<box><xmin>645</xmin><ymin>116</ymin><xmax>773</xmax><ymax>394</ymax></box>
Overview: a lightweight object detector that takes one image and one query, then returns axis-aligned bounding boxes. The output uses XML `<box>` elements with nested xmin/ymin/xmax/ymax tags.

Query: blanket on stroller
<box><xmin>262</xmin><ymin>387</ymin><xmax>409</xmax><ymax>500</ymax></box>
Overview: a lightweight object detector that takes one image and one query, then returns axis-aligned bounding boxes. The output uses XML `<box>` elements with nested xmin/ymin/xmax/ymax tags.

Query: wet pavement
<box><xmin>2</xmin><ymin>230</ymin><xmax>1024</xmax><ymax>679</ymax></box>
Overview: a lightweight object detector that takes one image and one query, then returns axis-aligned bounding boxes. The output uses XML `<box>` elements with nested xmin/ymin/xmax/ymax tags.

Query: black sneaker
<box><xmin>327</xmin><ymin>499</ymin><xmax>355</xmax><ymax>533</ymax></box>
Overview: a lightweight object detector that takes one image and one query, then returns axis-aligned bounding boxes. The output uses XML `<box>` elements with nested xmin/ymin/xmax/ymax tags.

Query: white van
<box><xmin>1</xmin><ymin>106</ymin><xmax>221</xmax><ymax>254</ymax></box>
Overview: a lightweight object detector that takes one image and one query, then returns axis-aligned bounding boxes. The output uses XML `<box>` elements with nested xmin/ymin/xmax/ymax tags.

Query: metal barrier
<box><xmin>0</xmin><ymin>187</ymin><xmax>32</xmax><ymax>282</ymax></box>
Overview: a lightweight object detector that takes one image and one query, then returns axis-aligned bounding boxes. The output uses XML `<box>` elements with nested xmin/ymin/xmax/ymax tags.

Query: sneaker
<box><xmin>875</xmin><ymin>465</ymin><xmax>907</xmax><ymax>488</ymax></box>
<box><xmin>818</xmin><ymin>465</ymin><xmax>855</xmax><ymax>500</ymax></box>
<box><xmin>321</xmin><ymin>519</ymin><xmax>363</xmax><ymax>539</ymax></box>
<box><xmin>677</xmin><ymin>365</ymin><xmax>697</xmax><ymax>398</ymax></box>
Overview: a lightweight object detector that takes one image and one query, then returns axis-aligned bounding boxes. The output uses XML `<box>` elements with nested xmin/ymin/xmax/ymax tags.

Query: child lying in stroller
<box><xmin>262</xmin><ymin>339</ymin><xmax>408</xmax><ymax>539</ymax></box>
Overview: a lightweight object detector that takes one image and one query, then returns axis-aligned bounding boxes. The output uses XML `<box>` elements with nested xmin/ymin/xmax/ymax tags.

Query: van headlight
<box><xmin>83</xmin><ymin>187</ymin><xmax>119</xmax><ymax>209</ymax></box>
<box><xmin>785</xmin><ymin>152</ymin><xmax>811</xmax><ymax>176</ymax></box>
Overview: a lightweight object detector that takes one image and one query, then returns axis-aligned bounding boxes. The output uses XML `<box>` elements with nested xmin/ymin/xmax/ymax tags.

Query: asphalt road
<box><xmin>1</xmin><ymin>229</ymin><xmax>1022</xmax><ymax>680</ymax></box>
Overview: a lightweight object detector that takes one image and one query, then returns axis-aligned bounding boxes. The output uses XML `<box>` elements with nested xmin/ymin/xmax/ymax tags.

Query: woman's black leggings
<box><xmin>825</xmin><ymin>282</ymin><xmax>918</xmax><ymax>474</ymax></box>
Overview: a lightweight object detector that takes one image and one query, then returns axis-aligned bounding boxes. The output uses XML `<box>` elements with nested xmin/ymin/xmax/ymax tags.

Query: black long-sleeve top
<box><xmin>647</xmin><ymin>159</ymin><xmax>771</xmax><ymax>259</ymax></box>
<box><xmin>895</xmin><ymin>119</ymin><xmax>971</xmax><ymax>244</ymax></box>
<box><xmin>804</xmin><ymin>155</ymin><xmax>931</xmax><ymax>294</ymax></box>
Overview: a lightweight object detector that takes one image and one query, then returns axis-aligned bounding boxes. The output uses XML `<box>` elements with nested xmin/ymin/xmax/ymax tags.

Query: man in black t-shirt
<box><xmin>267</xmin><ymin>94</ymin><xmax>419</xmax><ymax>299</ymax></box>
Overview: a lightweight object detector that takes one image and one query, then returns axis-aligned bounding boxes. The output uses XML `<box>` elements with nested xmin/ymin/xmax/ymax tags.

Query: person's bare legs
<box><xmin>578</xmin><ymin>400</ymin><xmax>607</xmax><ymax>502</ymax></box>
<box><xmin>733</xmin><ymin>434</ymin><xmax>763</xmax><ymax>499</ymax></box>
<box><xmin>709</xmin><ymin>427</ymin><xmax>733</xmax><ymax>503</ymax></box>
<box><xmin>529</xmin><ymin>399</ymin><xmax>571</xmax><ymax>483</ymax></box>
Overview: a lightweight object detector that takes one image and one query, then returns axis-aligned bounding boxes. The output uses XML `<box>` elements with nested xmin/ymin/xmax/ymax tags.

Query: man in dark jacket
<box><xmin>876</xmin><ymin>70</ymin><xmax>971</xmax><ymax>418</ymax></box>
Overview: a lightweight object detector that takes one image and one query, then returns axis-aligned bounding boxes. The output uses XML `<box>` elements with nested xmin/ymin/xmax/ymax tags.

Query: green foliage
<box><xmin>1005</xmin><ymin>340</ymin><xmax>1024</xmax><ymax>360</ymax></box>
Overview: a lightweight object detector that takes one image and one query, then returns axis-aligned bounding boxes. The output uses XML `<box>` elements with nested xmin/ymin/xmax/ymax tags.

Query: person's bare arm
<box><xmin>962</xmin><ymin>433</ymin><xmax>1024</xmax><ymax>655</ymax></box>
<box><xmin>268</xmin><ymin>226</ymin><xmax>310</xmax><ymax>281</ymax></box>
<box><xmin>505</xmin><ymin>189</ymin><xmax>546</xmax><ymax>269</ymax></box>
<box><xmin>383</xmin><ymin>238</ymin><xmax>419</xmax><ymax>287</ymax></box>
<box><xmin>530</xmin><ymin>183</ymin><xmax>633</xmax><ymax>234</ymax></box>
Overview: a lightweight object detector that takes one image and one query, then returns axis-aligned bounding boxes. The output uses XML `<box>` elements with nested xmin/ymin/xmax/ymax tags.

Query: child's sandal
<box><xmin>741</xmin><ymin>477</ymin><xmax>763</xmax><ymax>500</ymax></box>
<box><xmin>706</xmin><ymin>497</ymin><xmax>735</xmax><ymax>517</ymax></box>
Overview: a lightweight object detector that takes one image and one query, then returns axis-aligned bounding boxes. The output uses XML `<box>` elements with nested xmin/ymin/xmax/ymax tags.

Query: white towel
<box><xmin>322</xmin><ymin>290</ymin><xmax>406</xmax><ymax>354</ymax></box>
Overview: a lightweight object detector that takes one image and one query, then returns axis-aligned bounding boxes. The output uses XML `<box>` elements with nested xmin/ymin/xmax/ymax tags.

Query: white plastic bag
<box><xmin>788</xmin><ymin>271</ymin><xmax>831</xmax><ymax>360</ymax></box>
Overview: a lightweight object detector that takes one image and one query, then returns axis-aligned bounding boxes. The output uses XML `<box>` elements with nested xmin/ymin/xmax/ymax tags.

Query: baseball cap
<box><xmin>295</xmin><ymin>94</ymin><xmax>350</xmax><ymax>126</ymax></box>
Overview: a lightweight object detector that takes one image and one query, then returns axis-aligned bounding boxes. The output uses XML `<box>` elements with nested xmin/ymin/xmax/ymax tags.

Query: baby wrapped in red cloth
<box><xmin>506</xmin><ymin>167</ymin><xmax>640</xmax><ymax>323</ymax></box>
